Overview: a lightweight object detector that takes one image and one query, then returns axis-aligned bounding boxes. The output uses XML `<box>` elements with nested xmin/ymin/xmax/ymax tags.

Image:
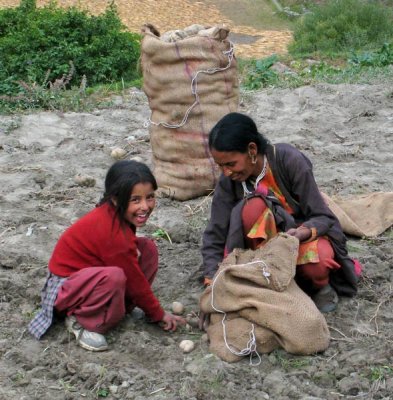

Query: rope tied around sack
<box><xmin>145</xmin><ymin>41</ymin><xmax>235</xmax><ymax>129</ymax></box>
<box><xmin>210</xmin><ymin>259</ymin><xmax>271</xmax><ymax>366</ymax></box>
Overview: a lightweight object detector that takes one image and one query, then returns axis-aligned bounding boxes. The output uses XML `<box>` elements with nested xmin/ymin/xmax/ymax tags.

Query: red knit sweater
<box><xmin>49</xmin><ymin>202</ymin><xmax>164</xmax><ymax>322</ymax></box>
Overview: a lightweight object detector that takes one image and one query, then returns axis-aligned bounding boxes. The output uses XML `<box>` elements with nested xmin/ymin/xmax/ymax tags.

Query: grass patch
<box><xmin>272</xmin><ymin>349</ymin><xmax>312</xmax><ymax>370</ymax></box>
<box><xmin>0</xmin><ymin>68</ymin><xmax>142</xmax><ymax>114</ymax></box>
<box><xmin>369</xmin><ymin>365</ymin><xmax>393</xmax><ymax>382</ymax></box>
<box><xmin>239</xmin><ymin>41</ymin><xmax>393</xmax><ymax>91</ymax></box>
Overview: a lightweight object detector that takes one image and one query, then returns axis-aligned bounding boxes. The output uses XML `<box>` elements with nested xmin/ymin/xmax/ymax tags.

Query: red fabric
<box><xmin>353</xmin><ymin>259</ymin><xmax>363</xmax><ymax>277</ymax></box>
<box><xmin>241</xmin><ymin>197</ymin><xmax>341</xmax><ymax>290</ymax></box>
<box><xmin>55</xmin><ymin>237</ymin><xmax>161</xmax><ymax>332</ymax></box>
<box><xmin>136</xmin><ymin>237</ymin><xmax>158</xmax><ymax>284</ymax></box>
<box><xmin>296</xmin><ymin>237</ymin><xmax>341</xmax><ymax>289</ymax></box>
<box><xmin>49</xmin><ymin>202</ymin><xmax>164</xmax><ymax>322</ymax></box>
<box><xmin>242</xmin><ymin>196</ymin><xmax>269</xmax><ymax>249</ymax></box>
<box><xmin>55</xmin><ymin>266</ymin><xmax>127</xmax><ymax>333</ymax></box>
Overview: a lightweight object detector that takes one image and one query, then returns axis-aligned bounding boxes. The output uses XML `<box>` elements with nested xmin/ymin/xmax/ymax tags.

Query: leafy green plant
<box><xmin>349</xmin><ymin>42</ymin><xmax>393</xmax><ymax>67</ymax></box>
<box><xmin>59</xmin><ymin>379</ymin><xmax>76</xmax><ymax>392</ymax></box>
<box><xmin>283</xmin><ymin>357</ymin><xmax>310</xmax><ymax>369</ymax></box>
<box><xmin>273</xmin><ymin>350</ymin><xmax>311</xmax><ymax>370</ymax></box>
<box><xmin>97</xmin><ymin>387</ymin><xmax>109</xmax><ymax>398</ymax></box>
<box><xmin>288</xmin><ymin>0</ymin><xmax>393</xmax><ymax>57</ymax></box>
<box><xmin>152</xmin><ymin>228</ymin><xmax>173</xmax><ymax>244</ymax></box>
<box><xmin>242</xmin><ymin>55</ymin><xmax>279</xmax><ymax>90</ymax></box>
<box><xmin>0</xmin><ymin>61</ymin><xmax>88</xmax><ymax>112</ymax></box>
<box><xmin>0</xmin><ymin>0</ymin><xmax>141</xmax><ymax>97</ymax></box>
<box><xmin>0</xmin><ymin>60</ymin><xmax>140</xmax><ymax>113</ymax></box>
<box><xmin>239</xmin><ymin>40</ymin><xmax>393</xmax><ymax>92</ymax></box>
<box><xmin>369</xmin><ymin>365</ymin><xmax>393</xmax><ymax>382</ymax></box>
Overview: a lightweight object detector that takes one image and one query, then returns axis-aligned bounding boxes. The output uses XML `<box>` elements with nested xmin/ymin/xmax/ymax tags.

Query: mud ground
<box><xmin>1</xmin><ymin>81</ymin><xmax>393</xmax><ymax>399</ymax></box>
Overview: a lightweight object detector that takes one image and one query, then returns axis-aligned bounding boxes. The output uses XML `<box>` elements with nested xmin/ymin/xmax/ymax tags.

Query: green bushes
<box><xmin>288</xmin><ymin>0</ymin><xmax>393</xmax><ymax>56</ymax></box>
<box><xmin>0</xmin><ymin>0</ymin><xmax>141</xmax><ymax>97</ymax></box>
<box><xmin>349</xmin><ymin>42</ymin><xmax>393</xmax><ymax>67</ymax></box>
<box><xmin>239</xmin><ymin>41</ymin><xmax>393</xmax><ymax>91</ymax></box>
<box><xmin>241</xmin><ymin>55</ymin><xmax>279</xmax><ymax>90</ymax></box>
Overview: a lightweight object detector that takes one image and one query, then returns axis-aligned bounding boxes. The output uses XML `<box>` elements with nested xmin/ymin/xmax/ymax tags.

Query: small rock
<box><xmin>28</xmin><ymin>142</ymin><xmax>44</xmax><ymax>153</ymax></box>
<box><xmin>271</xmin><ymin>62</ymin><xmax>293</xmax><ymax>74</ymax></box>
<box><xmin>112</xmin><ymin>96</ymin><xmax>123</xmax><ymax>106</ymax></box>
<box><xmin>179</xmin><ymin>339</ymin><xmax>195</xmax><ymax>353</ymax></box>
<box><xmin>185</xmin><ymin>314</ymin><xmax>199</xmax><ymax>328</ymax></box>
<box><xmin>337</xmin><ymin>373</ymin><xmax>369</xmax><ymax>395</ymax></box>
<box><xmin>79</xmin><ymin>362</ymin><xmax>104</xmax><ymax>380</ymax></box>
<box><xmin>66</xmin><ymin>362</ymin><xmax>77</xmax><ymax>375</ymax></box>
<box><xmin>111</xmin><ymin>147</ymin><xmax>127</xmax><ymax>160</ymax></box>
<box><xmin>171</xmin><ymin>301</ymin><xmax>184</xmax><ymax>315</ymax></box>
<box><xmin>109</xmin><ymin>385</ymin><xmax>118</xmax><ymax>394</ymax></box>
<box><xmin>74</xmin><ymin>174</ymin><xmax>96</xmax><ymax>187</ymax></box>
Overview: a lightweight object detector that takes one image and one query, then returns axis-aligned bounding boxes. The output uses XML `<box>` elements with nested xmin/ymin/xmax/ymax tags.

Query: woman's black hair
<box><xmin>209</xmin><ymin>112</ymin><xmax>269</xmax><ymax>154</ymax></box>
<box><xmin>99</xmin><ymin>160</ymin><xmax>157</xmax><ymax>225</ymax></box>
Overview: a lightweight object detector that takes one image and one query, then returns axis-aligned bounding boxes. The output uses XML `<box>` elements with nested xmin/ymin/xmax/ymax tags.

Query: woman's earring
<box><xmin>248</xmin><ymin>151</ymin><xmax>257</xmax><ymax>164</ymax></box>
<box><xmin>248</xmin><ymin>152</ymin><xmax>257</xmax><ymax>164</ymax></box>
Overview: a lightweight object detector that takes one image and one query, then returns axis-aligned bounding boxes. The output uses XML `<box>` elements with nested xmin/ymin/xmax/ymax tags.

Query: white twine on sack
<box><xmin>210</xmin><ymin>259</ymin><xmax>271</xmax><ymax>366</ymax></box>
<box><xmin>145</xmin><ymin>41</ymin><xmax>235</xmax><ymax>129</ymax></box>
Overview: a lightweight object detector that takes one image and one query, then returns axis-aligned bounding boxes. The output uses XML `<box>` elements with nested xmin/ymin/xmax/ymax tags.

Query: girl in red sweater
<box><xmin>29</xmin><ymin>160</ymin><xmax>185</xmax><ymax>351</ymax></box>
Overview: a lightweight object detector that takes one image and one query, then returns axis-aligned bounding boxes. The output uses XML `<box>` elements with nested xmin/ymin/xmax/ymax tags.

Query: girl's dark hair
<box><xmin>209</xmin><ymin>112</ymin><xmax>269</xmax><ymax>154</ymax></box>
<box><xmin>99</xmin><ymin>160</ymin><xmax>157</xmax><ymax>224</ymax></box>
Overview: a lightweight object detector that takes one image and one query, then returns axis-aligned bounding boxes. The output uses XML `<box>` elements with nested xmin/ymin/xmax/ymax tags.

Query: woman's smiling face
<box><xmin>211</xmin><ymin>148</ymin><xmax>255</xmax><ymax>182</ymax></box>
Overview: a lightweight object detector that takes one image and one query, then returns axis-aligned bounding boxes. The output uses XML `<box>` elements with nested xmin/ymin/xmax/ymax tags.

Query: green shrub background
<box><xmin>0</xmin><ymin>0</ymin><xmax>141</xmax><ymax>96</ymax></box>
<box><xmin>1</xmin><ymin>0</ymin><xmax>393</xmax><ymax>110</ymax></box>
<box><xmin>288</xmin><ymin>0</ymin><xmax>393</xmax><ymax>56</ymax></box>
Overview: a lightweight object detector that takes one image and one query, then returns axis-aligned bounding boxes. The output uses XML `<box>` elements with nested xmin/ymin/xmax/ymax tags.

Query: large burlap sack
<box><xmin>321</xmin><ymin>192</ymin><xmax>393</xmax><ymax>237</ymax></box>
<box><xmin>200</xmin><ymin>234</ymin><xmax>330</xmax><ymax>363</ymax></box>
<box><xmin>141</xmin><ymin>24</ymin><xmax>239</xmax><ymax>200</ymax></box>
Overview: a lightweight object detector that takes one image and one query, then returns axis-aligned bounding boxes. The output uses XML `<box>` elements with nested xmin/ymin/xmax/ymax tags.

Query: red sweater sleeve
<box><xmin>49</xmin><ymin>203</ymin><xmax>164</xmax><ymax>322</ymax></box>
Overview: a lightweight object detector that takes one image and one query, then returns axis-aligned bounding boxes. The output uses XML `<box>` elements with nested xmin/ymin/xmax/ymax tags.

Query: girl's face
<box><xmin>211</xmin><ymin>144</ymin><xmax>259</xmax><ymax>182</ymax></box>
<box><xmin>125</xmin><ymin>182</ymin><xmax>156</xmax><ymax>227</ymax></box>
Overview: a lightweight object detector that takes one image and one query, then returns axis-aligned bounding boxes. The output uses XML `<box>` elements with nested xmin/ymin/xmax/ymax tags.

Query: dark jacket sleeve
<box><xmin>273</xmin><ymin>144</ymin><xmax>337</xmax><ymax>237</ymax></box>
<box><xmin>201</xmin><ymin>175</ymin><xmax>238</xmax><ymax>279</ymax></box>
<box><xmin>273</xmin><ymin>144</ymin><xmax>358</xmax><ymax>296</ymax></box>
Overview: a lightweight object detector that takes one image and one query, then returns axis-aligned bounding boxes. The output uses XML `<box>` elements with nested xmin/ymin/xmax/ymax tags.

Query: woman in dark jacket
<box><xmin>201</xmin><ymin>112</ymin><xmax>361</xmax><ymax>313</ymax></box>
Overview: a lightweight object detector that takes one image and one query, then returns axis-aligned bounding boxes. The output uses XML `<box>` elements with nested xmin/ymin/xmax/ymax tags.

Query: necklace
<box><xmin>242</xmin><ymin>156</ymin><xmax>267</xmax><ymax>196</ymax></box>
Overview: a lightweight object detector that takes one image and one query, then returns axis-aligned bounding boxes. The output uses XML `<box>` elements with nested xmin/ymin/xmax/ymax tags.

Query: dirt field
<box><xmin>1</xmin><ymin>1</ymin><xmax>393</xmax><ymax>399</ymax></box>
<box><xmin>1</xmin><ymin>79</ymin><xmax>393</xmax><ymax>399</ymax></box>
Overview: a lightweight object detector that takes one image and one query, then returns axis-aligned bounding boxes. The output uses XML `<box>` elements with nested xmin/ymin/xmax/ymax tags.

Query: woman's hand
<box><xmin>286</xmin><ymin>226</ymin><xmax>312</xmax><ymax>242</ymax></box>
<box><xmin>160</xmin><ymin>311</ymin><xmax>186</xmax><ymax>332</ymax></box>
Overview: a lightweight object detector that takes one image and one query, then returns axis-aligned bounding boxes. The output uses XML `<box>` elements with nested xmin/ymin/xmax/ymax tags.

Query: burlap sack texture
<box><xmin>200</xmin><ymin>234</ymin><xmax>330</xmax><ymax>363</ymax></box>
<box><xmin>321</xmin><ymin>191</ymin><xmax>393</xmax><ymax>237</ymax></box>
<box><xmin>141</xmin><ymin>24</ymin><xmax>239</xmax><ymax>201</ymax></box>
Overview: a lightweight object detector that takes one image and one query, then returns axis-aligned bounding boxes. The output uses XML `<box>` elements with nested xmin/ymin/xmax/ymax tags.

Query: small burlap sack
<box><xmin>141</xmin><ymin>24</ymin><xmax>239</xmax><ymax>200</ymax></box>
<box><xmin>200</xmin><ymin>234</ymin><xmax>330</xmax><ymax>363</ymax></box>
<box><xmin>321</xmin><ymin>192</ymin><xmax>393</xmax><ymax>237</ymax></box>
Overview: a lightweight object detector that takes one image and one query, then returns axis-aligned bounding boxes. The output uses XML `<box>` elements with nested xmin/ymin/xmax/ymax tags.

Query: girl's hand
<box><xmin>160</xmin><ymin>312</ymin><xmax>186</xmax><ymax>332</ymax></box>
<box><xmin>286</xmin><ymin>226</ymin><xmax>312</xmax><ymax>242</ymax></box>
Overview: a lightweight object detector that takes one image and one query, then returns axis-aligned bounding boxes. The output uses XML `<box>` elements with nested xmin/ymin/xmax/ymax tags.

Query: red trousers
<box><xmin>54</xmin><ymin>237</ymin><xmax>158</xmax><ymax>334</ymax></box>
<box><xmin>242</xmin><ymin>197</ymin><xmax>340</xmax><ymax>290</ymax></box>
